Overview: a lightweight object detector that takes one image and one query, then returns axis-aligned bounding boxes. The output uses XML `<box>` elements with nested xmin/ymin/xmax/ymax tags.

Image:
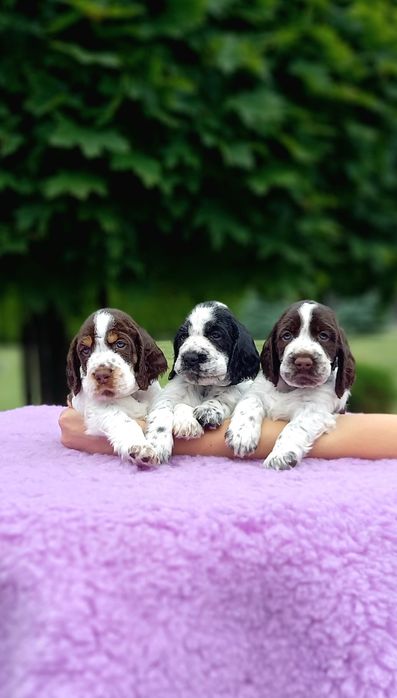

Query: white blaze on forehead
<box><xmin>93</xmin><ymin>310</ymin><xmax>113</xmax><ymax>351</ymax></box>
<box><xmin>298</xmin><ymin>302</ymin><xmax>317</xmax><ymax>340</ymax></box>
<box><xmin>282</xmin><ymin>301</ymin><xmax>321</xmax><ymax>360</ymax></box>
<box><xmin>280</xmin><ymin>300</ymin><xmax>332</xmax><ymax>386</ymax></box>
<box><xmin>188</xmin><ymin>304</ymin><xmax>215</xmax><ymax>335</ymax></box>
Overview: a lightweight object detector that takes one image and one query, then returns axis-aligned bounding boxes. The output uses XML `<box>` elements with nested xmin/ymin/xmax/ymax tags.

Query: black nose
<box><xmin>93</xmin><ymin>367</ymin><xmax>113</xmax><ymax>384</ymax></box>
<box><xmin>293</xmin><ymin>354</ymin><xmax>314</xmax><ymax>371</ymax></box>
<box><xmin>182</xmin><ymin>350</ymin><xmax>207</xmax><ymax>368</ymax></box>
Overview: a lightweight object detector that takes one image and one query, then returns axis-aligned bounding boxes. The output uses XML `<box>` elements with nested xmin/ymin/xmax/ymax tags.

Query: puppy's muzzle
<box><xmin>293</xmin><ymin>354</ymin><xmax>314</xmax><ymax>372</ymax></box>
<box><xmin>181</xmin><ymin>350</ymin><xmax>208</xmax><ymax>370</ymax></box>
<box><xmin>285</xmin><ymin>352</ymin><xmax>325</xmax><ymax>386</ymax></box>
<box><xmin>93</xmin><ymin>366</ymin><xmax>113</xmax><ymax>385</ymax></box>
<box><xmin>92</xmin><ymin>365</ymin><xmax>116</xmax><ymax>397</ymax></box>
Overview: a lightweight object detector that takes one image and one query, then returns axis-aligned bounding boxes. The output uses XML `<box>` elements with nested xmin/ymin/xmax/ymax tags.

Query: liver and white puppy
<box><xmin>226</xmin><ymin>300</ymin><xmax>355</xmax><ymax>470</ymax></box>
<box><xmin>67</xmin><ymin>308</ymin><xmax>167</xmax><ymax>464</ymax></box>
<box><xmin>145</xmin><ymin>301</ymin><xmax>260</xmax><ymax>463</ymax></box>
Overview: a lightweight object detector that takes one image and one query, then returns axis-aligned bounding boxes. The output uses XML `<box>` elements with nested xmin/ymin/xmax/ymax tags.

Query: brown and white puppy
<box><xmin>66</xmin><ymin>308</ymin><xmax>167</xmax><ymax>464</ymax></box>
<box><xmin>225</xmin><ymin>300</ymin><xmax>355</xmax><ymax>470</ymax></box>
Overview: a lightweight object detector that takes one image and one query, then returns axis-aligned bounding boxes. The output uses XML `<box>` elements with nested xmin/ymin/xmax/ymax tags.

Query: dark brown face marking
<box><xmin>260</xmin><ymin>300</ymin><xmax>355</xmax><ymax>396</ymax></box>
<box><xmin>309</xmin><ymin>305</ymin><xmax>339</xmax><ymax>363</ymax></box>
<box><xmin>66</xmin><ymin>307</ymin><xmax>168</xmax><ymax>397</ymax></box>
<box><xmin>271</xmin><ymin>302</ymin><xmax>339</xmax><ymax>363</ymax></box>
<box><xmin>274</xmin><ymin>307</ymin><xmax>302</xmax><ymax>360</ymax></box>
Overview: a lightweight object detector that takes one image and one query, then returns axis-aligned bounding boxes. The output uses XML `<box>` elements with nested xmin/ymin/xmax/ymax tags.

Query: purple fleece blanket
<box><xmin>1</xmin><ymin>406</ymin><xmax>397</xmax><ymax>698</ymax></box>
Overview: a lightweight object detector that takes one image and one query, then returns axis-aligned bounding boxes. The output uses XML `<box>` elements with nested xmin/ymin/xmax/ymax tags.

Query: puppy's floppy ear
<box><xmin>168</xmin><ymin>324</ymin><xmax>187</xmax><ymax>380</ymax></box>
<box><xmin>66</xmin><ymin>335</ymin><xmax>81</xmax><ymax>396</ymax></box>
<box><xmin>260</xmin><ymin>326</ymin><xmax>280</xmax><ymax>386</ymax></box>
<box><xmin>334</xmin><ymin>328</ymin><xmax>356</xmax><ymax>398</ymax></box>
<box><xmin>227</xmin><ymin>320</ymin><xmax>260</xmax><ymax>385</ymax></box>
<box><xmin>135</xmin><ymin>327</ymin><xmax>168</xmax><ymax>391</ymax></box>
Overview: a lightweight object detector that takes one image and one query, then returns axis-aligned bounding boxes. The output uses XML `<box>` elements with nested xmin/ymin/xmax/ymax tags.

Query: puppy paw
<box><xmin>225</xmin><ymin>424</ymin><xmax>259</xmax><ymax>458</ymax></box>
<box><xmin>263</xmin><ymin>451</ymin><xmax>299</xmax><ymax>471</ymax></box>
<box><xmin>193</xmin><ymin>405</ymin><xmax>224</xmax><ymax>430</ymax></box>
<box><xmin>128</xmin><ymin>443</ymin><xmax>159</xmax><ymax>467</ymax></box>
<box><xmin>145</xmin><ymin>431</ymin><xmax>174</xmax><ymax>464</ymax></box>
<box><xmin>173</xmin><ymin>416</ymin><xmax>204</xmax><ymax>440</ymax></box>
<box><xmin>151</xmin><ymin>444</ymin><xmax>173</xmax><ymax>465</ymax></box>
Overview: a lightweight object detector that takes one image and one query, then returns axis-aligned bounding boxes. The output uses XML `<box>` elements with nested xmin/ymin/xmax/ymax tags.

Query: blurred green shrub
<box><xmin>1</xmin><ymin>0</ymin><xmax>397</xmax><ymax>337</ymax></box>
<box><xmin>349</xmin><ymin>363</ymin><xmax>397</xmax><ymax>413</ymax></box>
<box><xmin>238</xmin><ymin>290</ymin><xmax>288</xmax><ymax>338</ymax></box>
<box><xmin>238</xmin><ymin>289</ymin><xmax>392</xmax><ymax>339</ymax></box>
<box><xmin>326</xmin><ymin>291</ymin><xmax>392</xmax><ymax>335</ymax></box>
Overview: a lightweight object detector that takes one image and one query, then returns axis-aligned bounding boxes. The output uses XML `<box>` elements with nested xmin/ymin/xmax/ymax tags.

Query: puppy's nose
<box><xmin>93</xmin><ymin>367</ymin><xmax>113</xmax><ymax>384</ymax></box>
<box><xmin>293</xmin><ymin>354</ymin><xmax>314</xmax><ymax>371</ymax></box>
<box><xmin>182</xmin><ymin>350</ymin><xmax>207</xmax><ymax>368</ymax></box>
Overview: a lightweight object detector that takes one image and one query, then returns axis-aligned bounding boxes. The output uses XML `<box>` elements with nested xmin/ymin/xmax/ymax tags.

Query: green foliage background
<box><xmin>1</xmin><ymin>0</ymin><xmax>397</xmax><ymax>339</ymax></box>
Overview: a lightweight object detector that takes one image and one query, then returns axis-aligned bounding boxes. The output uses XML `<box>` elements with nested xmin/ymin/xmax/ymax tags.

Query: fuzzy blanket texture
<box><xmin>0</xmin><ymin>405</ymin><xmax>397</xmax><ymax>698</ymax></box>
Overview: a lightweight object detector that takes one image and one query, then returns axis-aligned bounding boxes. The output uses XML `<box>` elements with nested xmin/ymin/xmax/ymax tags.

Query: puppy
<box><xmin>66</xmin><ymin>308</ymin><xmax>167</xmax><ymax>464</ymax></box>
<box><xmin>145</xmin><ymin>301</ymin><xmax>260</xmax><ymax>463</ymax></box>
<box><xmin>226</xmin><ymin>300</ymin><xmax>356</xmax><ymax>470</ymax></box>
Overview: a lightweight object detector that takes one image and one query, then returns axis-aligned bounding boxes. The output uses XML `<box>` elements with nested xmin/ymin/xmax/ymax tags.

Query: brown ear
<box><xmin>66</xmin><ymin>335</ymin><xmax>81</xmax><ymax>396</ymax></box>
<box><xmin>135</xmin><ymin>328</ymin><xmax>168</xmax><ymax>391</ymax></box>
<box><xmin>334</xmin><ymin>328</ymin><xmax>356</xmax><ymax>398</ymax></box>
<box><xmin>260</xmin><ymin>328</ymin><xmax>280</xmax><ymax>386</ymax></box>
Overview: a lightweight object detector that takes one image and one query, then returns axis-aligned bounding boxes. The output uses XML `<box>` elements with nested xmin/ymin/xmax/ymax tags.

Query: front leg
<box><xmin>85</xmin><ymin>406</ymin><xmax>157</xmax><ymax>465</ymax></box>
<box><xmin>145</xmin><ymin>376</ymin><xmax>192</xmax><ymax>463</ymax></box>
<box><xmin>264</xmin><ymin>409</ymin><xmax>337</xmax><ymax>470</ymax></box>
<box><xmin>225</xmin><ymin>395</ymin><xmax>265</xmax><ymax>458</ymax></box>
<box><xmin>145</xmin><ymin>404</ymin><xmax>174</xmax><ymax>464</ymax></box>
<box><xmin>173</xmin><ymin>403</ymin><xmax>204</xmax><ymax>439</ymax></box>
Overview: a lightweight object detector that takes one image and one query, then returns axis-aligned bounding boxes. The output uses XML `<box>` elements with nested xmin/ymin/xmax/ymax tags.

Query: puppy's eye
<box><xmin>280</xmin><ymin>331</ymin><xmax>293</xmax><ymax>341</ymax></box>
<box><xmin>80</xmin><ymin>346</ymin><xmax>91</xmax><ymax>357</ymax></box>
<box><xmin>115</xmin><ymin>340</ymin><xmax>126</xmax><ymax>349</ymax></box>
<box><xmin>210</xmin><ymin>330</ymin><xmax>222</xmax><ymax>341</ymax></box>
<box><xmin>318</xmin><ymin>331</ymin><xmax>330</xmax><ymax>341</ymax></box>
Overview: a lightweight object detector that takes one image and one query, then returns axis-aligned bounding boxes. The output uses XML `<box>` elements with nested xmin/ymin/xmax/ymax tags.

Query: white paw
<box><xmin>173</xmin><ymin>415</ymin><xmax>204</xmax><ymax>439</ymax></box>
<box><xmin>128</xmin><ymin>443</ymin><xmax>159</xmax><ymax>467</ymax></box>
<box><xmin>225</xmin><ymin>423</ymin><xmax>260</xmax><ymax>458</ymax></box>
<box><xmin>145</xmin><ymin>429</ymin><xmax>174</xmax><ymax>464</ymax></box>
<box><xmin>263</xmin><ymin>450</ymin><xmax>300</xmax><ymax>471</ymax></box>
<box><xmin>193</xmin><ymin>405</ymin><xmax>224</xmax><ymax>429</ymax></box>
<box><xmin>113</xmin><ymin>435</ymin><xmax>156</xmax><ymax>465</ymax></box>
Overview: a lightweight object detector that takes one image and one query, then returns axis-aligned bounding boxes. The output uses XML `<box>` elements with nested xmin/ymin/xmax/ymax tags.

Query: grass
<box><xmin>0</xmin><ymin>344</ymin><xmax>24</xmax><ymax>410</ymax></box>
<box><xmin>1</xmin><ymin>328</ymin><xmax>397</xmax><ymax>410</ymax></box>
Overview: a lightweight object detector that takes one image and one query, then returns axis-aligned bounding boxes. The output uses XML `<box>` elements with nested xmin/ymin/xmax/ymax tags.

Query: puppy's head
<box><xmin>66</xmin><ymin>308</ymin><xmax>167</xmax><ymax>400</ymax></box>
<box><xmin>260</xmin><ymin>300</ymin><xmax>355</xmax><ymax>398</ymax></box>
<box><xmin>169</xmin><ymin>301</ymin><xmax>259</xmax><ymax>386</ymax></box>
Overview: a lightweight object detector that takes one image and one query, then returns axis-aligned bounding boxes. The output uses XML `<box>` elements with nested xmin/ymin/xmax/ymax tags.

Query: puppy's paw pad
<box><xmin>193</xmin><ymin>405</ymin><xmax>224</xmax><ymax>429</ymax></box>
<box><xmin>263</xmin><ymin>451</ymin><xmax>298</xmax><ymax>471</ymax></box>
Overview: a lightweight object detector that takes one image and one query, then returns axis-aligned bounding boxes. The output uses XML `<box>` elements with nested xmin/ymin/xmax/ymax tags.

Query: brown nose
<box><xmin>93</xmin><ymin>367</ymin><xmax>113</xmax><ymax>384</ymax></box>
<box><xmin>293</xmin><ymin>354</ymin><xmax>314</xmax><ymax>371</ymax></box>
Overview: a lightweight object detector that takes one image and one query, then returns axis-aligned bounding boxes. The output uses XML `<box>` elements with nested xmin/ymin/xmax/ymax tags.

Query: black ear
<box><xmin>260</xmin><ymin>327</ymin><xmax>280</xmax><ymax>386</ymax></box>
<box><xmin>66</xmin><ymin>335</ymin><xmax>81</xmax><ymax>396</ymax></box>
<box><xmin>135</xmin><ymin>327</ymin><xmax>168</xmax><ymax>391</ymax></box>
<box><xmin>168</xmin><ymin>324</ymin><xmax>187</xmax><ymax>380</ymax></box>
<box><xmin>227</xmin><ymin>320</ymin><xmax>260</xmax><ymax>385</ymax></box>
<box><xmin>334</xmin><ymin>328</ymin><xmax>356</xmax><ymax>398</ymax></box>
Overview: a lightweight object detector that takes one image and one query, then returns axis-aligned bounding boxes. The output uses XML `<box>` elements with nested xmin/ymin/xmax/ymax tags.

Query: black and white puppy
<box><xmin>66</xmin><ymin>308</ymin><xmax>167</xmax><ymax>464</ymax></box>
<box><xmin>145</xmin><ymin>301</ymin><xmax>260</xmax><ymax>463</ymax></box>
<box><xmin>226</xmin><ymin>300</ymin><xmax>356</xmax><ymax>470</ymax></box>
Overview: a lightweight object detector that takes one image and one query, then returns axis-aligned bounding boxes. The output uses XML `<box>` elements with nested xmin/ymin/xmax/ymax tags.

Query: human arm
<box><xmin>59</xmin><ymin>407</ymin><xmax>397</xmax><ymax>461</ymax></box>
